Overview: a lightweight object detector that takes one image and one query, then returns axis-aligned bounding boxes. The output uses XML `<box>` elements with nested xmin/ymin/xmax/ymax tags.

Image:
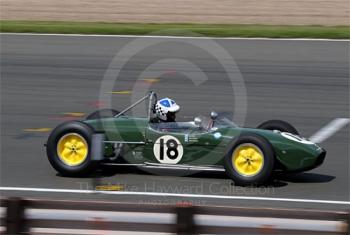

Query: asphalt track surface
<box><xmin>1</xmin><ymin>34</ymin><xmax>349</xmax><ymax>210</ymax></box>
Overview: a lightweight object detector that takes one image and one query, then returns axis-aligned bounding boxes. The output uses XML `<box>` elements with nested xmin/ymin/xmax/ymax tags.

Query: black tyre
<box><xmin>46</xmin><ymin>121</ymin><xmax>98</xmax><ymax>176</ymax></box>
<box><xmin>257</xmin><ymin>120</ymin><xmax>299</xmax><ymax>135</ymax></box>
<box><xmin>86</xmin><ymin>109</ymin><xmax>120</xmax><ymax>120</ymax></box>
<box><xmin>224</xmin><ymin>134</ymin><xmax>275</xmax><ymax>186</ymax></box>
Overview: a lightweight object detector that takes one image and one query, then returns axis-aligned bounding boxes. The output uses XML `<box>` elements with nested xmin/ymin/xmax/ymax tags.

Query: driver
<box><xmin>154</xmin><ymin>98</ymin><xmax>180</xmax><ymax>122</ymax></box>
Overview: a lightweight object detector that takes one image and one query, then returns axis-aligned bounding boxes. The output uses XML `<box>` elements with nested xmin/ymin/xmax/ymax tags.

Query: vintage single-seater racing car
<box><xmin>46</xmin><ymin>92</ymin><xmax>326</xmax><ymax>186</ymax></box>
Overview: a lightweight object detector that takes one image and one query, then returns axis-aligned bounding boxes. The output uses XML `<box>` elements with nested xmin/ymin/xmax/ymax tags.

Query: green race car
<box><xmin>46</xmin><ymin>92</ymin><xmax>326</xmax><ymax>186</ymax></box>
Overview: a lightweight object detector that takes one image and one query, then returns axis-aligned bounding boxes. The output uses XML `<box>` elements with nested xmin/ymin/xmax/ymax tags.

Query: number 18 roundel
<box><xmin>153</xmin><ymin>135</ymin><xmax>184</xmax><ymax>164</ymax></box>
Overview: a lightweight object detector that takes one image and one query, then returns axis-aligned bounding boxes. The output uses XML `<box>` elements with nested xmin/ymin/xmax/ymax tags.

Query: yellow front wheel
<box><xmin>232</xmin><ymin>143</ymin><xmax>264</xmax><ymax>177</ymax></box>
<box><xmin>224</xmin><ymin>135</ymin><xmax>274</xmax><ymax>186</ymax></box>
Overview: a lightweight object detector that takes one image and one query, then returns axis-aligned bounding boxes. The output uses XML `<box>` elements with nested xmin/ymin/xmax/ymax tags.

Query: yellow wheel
<box><xmin>224</xmin><ymin>135</ymin><xmax>274</xmax><ymax>186</ymax></box>
<box><xmin>232</xmin><ymin>143</ymin><xmax>264</xmax><ymax>177</ymax></box>
<box><xmin>57</xmin><ymin>133</ymin><xmax>88</xmax><ymax>166</ymax></box>
<box><xmin>47</xmin><ymin>121</ymin><xmax>97</xmax><ymax>176</ymax></box>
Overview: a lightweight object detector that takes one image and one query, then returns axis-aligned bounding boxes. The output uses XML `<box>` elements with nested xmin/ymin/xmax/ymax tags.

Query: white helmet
<box><xmin>155</xmin><ymin>98</ymin><xmax>180</xmax><ymax>121</ymax></box>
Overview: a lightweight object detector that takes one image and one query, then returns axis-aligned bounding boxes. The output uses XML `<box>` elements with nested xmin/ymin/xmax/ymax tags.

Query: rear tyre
<box><xmin>224</xmin><ymin>134</ymin><xmax>274</xmax><ymax>186</ymax></box>
<box><xmin>86</xmin><ymin>109</ymin><xmax>120</xmax><ymax>120</ymax></box>
<box><xmin>257</xmin><ymin>120</ymin><xmax>299</xmax><ymax>135</ymax></box>
<box><xmin>46</xmin><ymin>121</ymin><xmax>98</xmax><ymax>176</ymax></box>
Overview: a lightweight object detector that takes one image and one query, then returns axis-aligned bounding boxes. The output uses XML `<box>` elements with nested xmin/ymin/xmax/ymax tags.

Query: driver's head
<box><xmin>155</xmin><ymin>98</ymin><xmax>180</xmax><ymax>122</ymax></box>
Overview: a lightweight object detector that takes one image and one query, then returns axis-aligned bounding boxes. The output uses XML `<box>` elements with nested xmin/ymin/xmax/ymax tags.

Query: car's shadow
<box><xmin>274</xmin><ymin>172</ymin><xmax>335</xmax><ymax>183</ymax></box>
<box><xmin>57</xmin><ymin>166</ymin><xmax>335</xmax><ymax>189</ymax></box>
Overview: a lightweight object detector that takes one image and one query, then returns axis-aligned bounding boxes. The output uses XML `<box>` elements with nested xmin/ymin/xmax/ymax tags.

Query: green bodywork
<box><xmin>84</xmin><ymin>116</ymin><xmax>325</xmax><ymax>172</ymax></box>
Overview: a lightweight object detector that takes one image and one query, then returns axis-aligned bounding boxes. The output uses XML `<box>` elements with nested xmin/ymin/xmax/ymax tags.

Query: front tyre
<box><xmin>46</xmin><ymin>121</ymin><xmax>98</xmax><ymax>176</ymax></box>
<box><xmin>224</xmin><ymin>134</ymin><xmax>274</xmax><ymax>186</ymax></box>
<box><xmin>257</xmin><ymin>120</ymin><xmax>299</xmax><ymax>135</ymax></box>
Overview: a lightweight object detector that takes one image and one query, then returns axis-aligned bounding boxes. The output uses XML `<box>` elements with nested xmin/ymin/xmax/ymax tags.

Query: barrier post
<box><xmin>175</xmin><ymin>202</ymin><xmax>197</xmax><ymax>235</ymax></box>
<box><xmin>5</xmin><ymin>197</ymin><xmax>26</xmax><ymax>235</ymax></box>
<box><xmin>347</xmin><ymin>210</ymin><xmax>350</xmax><ymax>234</ymax></box>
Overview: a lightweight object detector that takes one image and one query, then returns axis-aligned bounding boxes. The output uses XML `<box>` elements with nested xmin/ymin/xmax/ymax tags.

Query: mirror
<box><xmin>194</xmin><ymin>117</ymin><xmax>202</xmax><ymax>127</ymax></box>
<box><xmin>210</xmin><ymin>111</ymin><xmax>218</xmax><ymax>120</ymax></box>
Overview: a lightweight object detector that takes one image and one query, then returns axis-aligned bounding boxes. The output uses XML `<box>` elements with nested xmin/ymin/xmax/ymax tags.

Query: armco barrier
<box><xmin>0</xmin><ymin>197</ymin><xmax>349</xmax><ymax>234</ymax></box>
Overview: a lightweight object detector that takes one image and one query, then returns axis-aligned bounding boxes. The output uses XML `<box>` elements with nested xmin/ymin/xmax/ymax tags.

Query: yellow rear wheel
<box><xmin>232</xmin><ymin>143</ymin><xmax>264</xmax><ymax>177</ymax></box>
<box><xmin>57</xmin><ymin>133</ymin><xmax>88</xmax><ymax>166</ymax></box>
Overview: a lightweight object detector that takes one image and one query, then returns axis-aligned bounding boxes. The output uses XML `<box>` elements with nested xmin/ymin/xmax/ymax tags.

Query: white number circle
<box><xmin>153</xmin><ymin>135</ymin><xmax>183</xmax><ymax>164</ymax></box>
<box><xmin>281</xmin><ymin>132</ymin><xmax>314</xmax><ymax>145</ymax></box>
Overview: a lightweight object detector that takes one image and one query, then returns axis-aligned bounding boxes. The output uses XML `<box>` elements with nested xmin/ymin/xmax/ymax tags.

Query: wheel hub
<box><xmin>56</xmin><ymin>133</ymin><xmax>88</xmax><ymax>166</ymax></box>
<box><xmin>232</xmin><ymin>143</ymin><xmax>265</xmax><ymax>177</ymax></box>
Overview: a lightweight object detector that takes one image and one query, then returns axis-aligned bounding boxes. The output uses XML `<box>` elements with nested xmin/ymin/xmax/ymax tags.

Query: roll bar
<box><xmin>114</xmin><ymin>91</ymin><xmax>157</xmax><ymax>121</ymax></box>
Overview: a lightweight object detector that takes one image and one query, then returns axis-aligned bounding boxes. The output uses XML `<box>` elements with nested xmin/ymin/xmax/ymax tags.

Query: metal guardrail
<box><xmin>0</xmin><ymin>197</ymin><xmax>349</xmax><ymax>234</ymax></box>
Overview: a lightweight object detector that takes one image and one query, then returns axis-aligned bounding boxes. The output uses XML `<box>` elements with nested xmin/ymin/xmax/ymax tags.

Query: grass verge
<box><xmin>1</xmin><ymin>21</ymin><xmax>349</xmax><ymax>39</ymax></box>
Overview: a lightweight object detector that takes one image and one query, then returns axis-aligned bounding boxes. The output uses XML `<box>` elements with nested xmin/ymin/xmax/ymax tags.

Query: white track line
<box><xmin>0</xmin><ymin>187</ymin><xmax>349</xmax><ymax>205</ymax></box>
<box><xmin>309</xmin><ymin>118</ymin><xmax>350</xmax><ymax>143</ymax></box>
<box><xmin>30</xmin><ymin>228</ymin><xmax>167</xmax><ymax>235</ymax></box>
<box><xmin>1</xmin><ymin>32</ymin><xmax>349</xmax><ymax>41</ymax></box>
